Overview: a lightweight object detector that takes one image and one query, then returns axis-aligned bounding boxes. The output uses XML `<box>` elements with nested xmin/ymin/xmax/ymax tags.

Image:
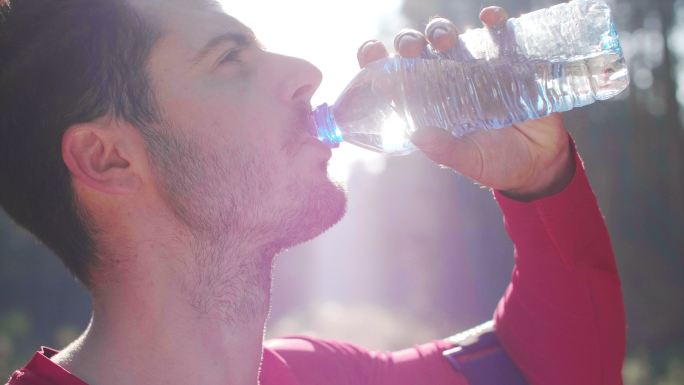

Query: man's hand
<box><xmin>357</xmin><ymin>7</ymin><xmax>575</xmax><ymax>201</ymax></box>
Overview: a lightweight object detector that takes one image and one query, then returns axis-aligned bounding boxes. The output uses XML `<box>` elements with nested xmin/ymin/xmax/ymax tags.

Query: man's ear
<box><xmin>62</xmin><ymin>120</ymin><xmax>142</xmax><ymax>194</ymax></box>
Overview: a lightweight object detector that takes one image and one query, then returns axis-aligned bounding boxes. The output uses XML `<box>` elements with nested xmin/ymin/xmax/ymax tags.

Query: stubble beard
<box><xmin>141</xmin><ymin>124</ymin><xmax>346</xmax><ymax>325</ymax></box>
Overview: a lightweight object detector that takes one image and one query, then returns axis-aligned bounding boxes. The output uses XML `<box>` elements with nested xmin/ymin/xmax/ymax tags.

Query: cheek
<box><xmin>154</xmin><ymin>72</ymin><xmax>288</xmax><ymax>162</ymax></box>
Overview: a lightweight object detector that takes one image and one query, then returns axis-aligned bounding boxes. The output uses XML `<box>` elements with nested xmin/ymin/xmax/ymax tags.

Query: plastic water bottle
<box><xmin>312</xmin><ymin>0</ymin><xmax>630</xmax><ymax>155</ymax></box>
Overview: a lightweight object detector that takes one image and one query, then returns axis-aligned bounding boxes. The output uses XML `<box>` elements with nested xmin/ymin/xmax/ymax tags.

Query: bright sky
<box><xmin>220</xmin><ymin>0</ymin><xmax>407</xmax><ymax>182</ymax></box>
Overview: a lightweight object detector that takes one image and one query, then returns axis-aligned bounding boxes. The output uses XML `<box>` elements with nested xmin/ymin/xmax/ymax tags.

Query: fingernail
<box><xmin>430</xmin><ymin>26</ymin><xmax>449</xmax><ymax>41</ymax></box>
<box><xmin>358</xmin><ymin>39</ymin><xmax>380</xmax><ymax>54</ymax></box>
<box><xmin>395</xmin><ymin>32</ymin><xmax>420</xmax><ymax>51</ymax></box>
<box><xmin>400</xmin><ymin>33</ymin><xmax>419</xmax><ymax>43</ymax></box>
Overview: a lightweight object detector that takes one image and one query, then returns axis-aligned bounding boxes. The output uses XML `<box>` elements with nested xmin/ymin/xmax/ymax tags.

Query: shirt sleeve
<box><xmin>491</xmin><ymin>139</ymin><xmax>626</xmax><ymax>385</ymax></box>
<box><xmin>264</xmin><ymin>336</ymin><xmax>468</xmax><ymax>385</ymax></box>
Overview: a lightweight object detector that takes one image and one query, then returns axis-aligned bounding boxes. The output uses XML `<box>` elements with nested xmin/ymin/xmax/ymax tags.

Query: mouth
<box><xmin>291</xmin><ymin>101</ymin><xmax>324</xmax><ymax>139</ymax></box>
<box><xmin>299</xmin><ymin>106</ymin><xmax>319</xmax><ymax>139</ymax></box>
<box><xmin>303</xmin><ymin>134</ymin><xmax>333</xmax><ymax>161</ymax></box>
<box><xmin>294</xmin><ymin>105</ymin><xmax>333</xmax><ymax>159</ymax></box>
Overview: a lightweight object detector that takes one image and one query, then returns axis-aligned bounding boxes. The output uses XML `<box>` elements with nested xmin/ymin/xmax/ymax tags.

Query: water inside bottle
<box><xmin>388</xmin><ymin>52</ymin><xmax>628</xmax><ymax>153</ymax></box>
<box><xmin>334</xmin><ymin>101</ymin><xmax>415</xmax><ymax>155</ymax></box>
<box><xmin>314</xmin><ymin>1</ymin><xmax>629</xmax><ymax>155</ymax></box>
<box><xmin>321</xmin><ymin>50</ymin><xmax>628</xmax><ymax>155</ymax></box>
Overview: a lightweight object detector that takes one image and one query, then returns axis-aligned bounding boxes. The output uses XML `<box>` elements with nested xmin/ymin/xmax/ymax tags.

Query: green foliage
<box><xmin>0</xmin><ymin>310</ymin><xmax>32</xmax><ymax>380</ymax></box>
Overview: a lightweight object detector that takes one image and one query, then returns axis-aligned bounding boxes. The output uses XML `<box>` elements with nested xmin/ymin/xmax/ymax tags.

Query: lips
<box><xmin>304</xmin><ymin>110</ymin><xmax>319</xmax><ymax>139</ymax></box>
<box><xmin>302</xmin><ymin>134</ymin><xmax>332</xmax><ymax>161</ymax></box>
<box><xmin>290</xmin><ymin>105</ymin><xmax>332</xmax><ymax>161</ymax></box>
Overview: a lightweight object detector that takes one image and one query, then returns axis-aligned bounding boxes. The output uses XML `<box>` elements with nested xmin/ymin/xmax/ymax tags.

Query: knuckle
<box><xmin>358</xmin><ymin>39</ymin><xmax>380</xmax><ymax>55</ymax></box>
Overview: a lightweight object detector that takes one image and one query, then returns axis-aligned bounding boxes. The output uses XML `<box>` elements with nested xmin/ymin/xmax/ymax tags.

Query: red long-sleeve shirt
<box><xmin>5</xmin><ymin>146</ymin><xmax>626</xmax><ymax>385</ymax></box>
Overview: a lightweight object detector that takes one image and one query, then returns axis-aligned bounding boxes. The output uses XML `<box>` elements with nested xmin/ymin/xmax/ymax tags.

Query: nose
<box><xmin>276</xmin><ymin>54</ymin><xmax>323</xmax><ymax>103</ymax></box>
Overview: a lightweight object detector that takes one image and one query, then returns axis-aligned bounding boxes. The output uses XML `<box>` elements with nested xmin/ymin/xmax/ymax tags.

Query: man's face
<box><xmin>136</xmin><ymin>1</ymin><xmax>346</xmax><ymax>249</ymax></box>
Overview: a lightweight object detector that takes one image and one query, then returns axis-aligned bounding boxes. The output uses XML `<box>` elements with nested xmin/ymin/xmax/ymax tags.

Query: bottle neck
<box><xmin>312</xmin><ymin>103</ymin><xmax>342</xmax><ymax>148</ymax></box>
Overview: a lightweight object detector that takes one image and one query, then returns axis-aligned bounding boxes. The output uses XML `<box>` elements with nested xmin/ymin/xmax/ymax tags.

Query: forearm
<box><xmin>492</xmin><ymin>142</ymin><xmax>626</xmax><ymax>385</ymax></box>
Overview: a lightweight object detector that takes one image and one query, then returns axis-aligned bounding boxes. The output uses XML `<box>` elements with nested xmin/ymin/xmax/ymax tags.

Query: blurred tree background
<box><xmin>1</xmin><ymin>0</ymin><xmax>683</xmax><ymax>384</ymax></box>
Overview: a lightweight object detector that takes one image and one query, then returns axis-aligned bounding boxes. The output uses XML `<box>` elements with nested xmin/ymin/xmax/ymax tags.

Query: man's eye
<box><xmin>218</xmin><ymin>48</ymin><xmax>242</xmax><ymax>65</ymax></box>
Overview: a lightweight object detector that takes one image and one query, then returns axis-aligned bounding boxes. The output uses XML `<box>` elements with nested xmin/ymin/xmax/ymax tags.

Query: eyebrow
<box><xmin>192</xmin><ymin>29</ymin><xmax>260</xmax><ymax>65</ymax></box>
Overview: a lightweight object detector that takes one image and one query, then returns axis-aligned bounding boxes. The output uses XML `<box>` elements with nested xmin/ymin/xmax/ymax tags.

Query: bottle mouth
<box><xmin>312</xmin><ymin>103</ymin><xmax>342</xmax><ymax>148</ymax></box>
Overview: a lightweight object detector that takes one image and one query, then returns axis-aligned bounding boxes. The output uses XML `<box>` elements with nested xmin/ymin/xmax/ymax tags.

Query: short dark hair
<box><xmin>0</xmin><ymin>0</ymin><xmax>161</xmax><ymax>287</ymax></box>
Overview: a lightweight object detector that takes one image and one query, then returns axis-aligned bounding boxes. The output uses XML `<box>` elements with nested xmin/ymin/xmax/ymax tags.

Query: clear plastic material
<box><xmin>313</xmin><ymin>0</ymin><xmax>630</xmax><ymax>155</ymax></box>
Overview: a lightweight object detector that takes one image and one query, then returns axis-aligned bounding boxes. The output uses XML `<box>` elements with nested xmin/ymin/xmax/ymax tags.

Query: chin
<box><xmin>277</xmin><ymin>178</ymin><xmax>347</xmax><ymax>249</ymax></box>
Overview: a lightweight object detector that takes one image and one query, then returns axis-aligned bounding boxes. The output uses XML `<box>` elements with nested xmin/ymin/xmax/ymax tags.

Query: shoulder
<box><xmin>266</xmin><ymin>335</ymin><xmax>373</xmax><ymax>358</ymax></box>
<box><xmin>4</xmin><ymin>347</ymin><xmax>85</xmax><ymax>385</ymax></box>
<box><xmin>264</xmin><ymin>336</ymin><xmax>375</xmax><ymax>385</ymax></box>
<box><xmin>5</xmin><ymin>370</ymin><xmax>42</xmax><ymax>385</ymax></box>
<box><xmin>263</xmin><ymin>336</ymin><xmax>463</xmax><ymax>385</ymax></box>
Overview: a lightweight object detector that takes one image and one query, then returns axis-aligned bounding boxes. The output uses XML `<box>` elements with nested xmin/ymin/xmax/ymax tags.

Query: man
<box><xmin>0</xmin><ymin>0</ymin><xmax>625</xmax><ymax>384</ymax></box>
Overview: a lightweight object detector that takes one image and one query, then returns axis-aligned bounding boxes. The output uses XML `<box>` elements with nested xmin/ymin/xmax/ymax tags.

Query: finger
<box><xmin>425</xmin><ymin>18</ymin><xmax>459</xmax><ymax>52</ymax></box>
<box><xmin>479</xmin><ymin>6</ymin><xmax>509</xmax><ymax>29</ymax></box>
<box><xmin>357</xmin><ymin>40</ymin><xmax>390</xmax><ymax>68</ymax></box>
<box><xmin>410</xmin><ymin>126</ymin><xmax>483</xmax><ymax>180</ymax></box>
<box><xmin>393</xmin><ymin>29</ymin><xmax>428</xmax><ymax>58</ymax></box>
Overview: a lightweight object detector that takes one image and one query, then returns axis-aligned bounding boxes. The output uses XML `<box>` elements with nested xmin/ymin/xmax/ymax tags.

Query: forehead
<box><xmin>132</xmin><ymin>0</ymin><xmax>250</xmax><ymax>49</ymax></box>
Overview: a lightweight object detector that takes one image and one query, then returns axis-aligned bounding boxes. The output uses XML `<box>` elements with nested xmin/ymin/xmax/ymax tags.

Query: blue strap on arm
<box><xmin>443</xmin><ymin>321</ymin><xmax>529</xmax><ymax>385</ymax></box>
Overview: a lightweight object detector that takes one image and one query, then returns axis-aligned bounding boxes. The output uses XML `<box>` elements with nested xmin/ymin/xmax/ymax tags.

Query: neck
<box><xmin>53</xmin><ymin>234</ymin><xmax>277</xmax><ymax>385</ymax></box>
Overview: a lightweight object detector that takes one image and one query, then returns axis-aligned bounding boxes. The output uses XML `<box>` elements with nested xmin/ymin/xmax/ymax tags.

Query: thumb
<box><xmin>410</xmin><ymin>126</ymin><xmax>483</xmax><ymax>179</ymax></box>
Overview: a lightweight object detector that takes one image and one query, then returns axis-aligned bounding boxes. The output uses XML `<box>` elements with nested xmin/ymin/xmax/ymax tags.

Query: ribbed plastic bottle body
<box><xmin>313</xmin><ymin>0</ymin><xmax>630</xmax><ymax>155</ymax></box>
